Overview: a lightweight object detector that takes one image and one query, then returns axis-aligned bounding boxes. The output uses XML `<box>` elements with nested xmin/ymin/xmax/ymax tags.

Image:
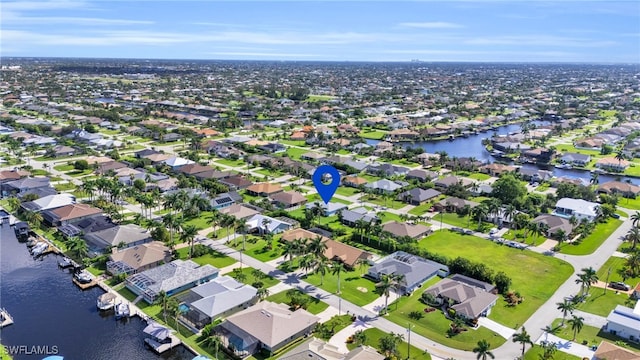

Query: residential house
<box><xmin>178</xmin><ymin>275</ymin><xmax>258</xmax><ymax>330</ymax></box>
<box><xmin>517</xmin><ymin>168</ymin><xmax>553</xmax><ymax>182</ymax></box>
<box><xmin>106</xmin><ymin>241</ymin><xmax>171</xmax><ymax>275</ymax></box>
<box><xmin>258</xmin><ymin>143</ymin><xmax>286</xmax><ymax>154</ymax></box>
<box><xmin>280</xmin><ymin>228</ymin><xmax>372</xmax><ymax>268</ymax></box>
<box><xmin>479</xmin><ymin>163</ymin><xmax>515</xmax><ymax>177</ymax></box>
<box><xmin>278</xmin><ymin>338</ymin><xmax>384</xmax><ymax>360</ymax></box>
<box><xmin>367</xmin><ymin>163</ymin><xmax>410</xmax><ymax>177</ymax></box>
<box><xmin>560</xmin><ymin>153</ymin><xmax>591</xmax><ymax>167</ymax></box>
<box><xmin>532</xmin><ymin>214</ymin><xmax>574</xmax><ymax>238</ymax></box>
<box><xmin>604</xmin><ymin>304</ymin><xmax>640</xmax><ymax>342</ymax></box>
<box><xmin>58</xmin><ymin>215</ymin><xmax>116</xmax><ymax>238</ymax></box>
<box><xmin>423</xmin><ymin>277</ymin><xmax>498</xmax><ymax>321</ymax></box>
<box><xmin>270</xmin><ymin>191</ymin><xmax>307</xmax><ymax>210</ymax></box>
<box><xmin>0</xmin><ymin>169</ymin><xmax>29</xmax><ymax>185</ymax></box>
<box><xmin>195</xmin><ymin>170</ymin><xmax>237</xmax><ymax>181</ymax></box>
<box><xmin>405</xmin><ymin>169</ymin><xmax>438</xmax><ymax>182</ymax></box>
<box><xmin>42</xmin><ymin>203</ymin><xmax>103</xmax><ymax>227</ymax></box>
<box><xmin>246</xmin><ymin>183</ymin><xmax>283</xmax><ymax>197</ymax></box>
<box><xmin>364</xmin><ymin>179</ymin><xmax>407</xmax><ymax>194</ymax></box>
<box><xmin>367</xmin><ymin>251</ymin><xmax>449</xmax><ymax>295</ymax></box>
<box><xmin>433</xmin><ymin>197</ymin><xmax>479</xmax><ymax>213</ymax></box>
<box><xmin>387</xmin><ymin>128</ymin><xmax>419</xmax><ymax>141</ymax></box>
<box><xmin>96</xmin><ymin>160</ymin><xmax>128</xmax><ymax>175</ymax></box>
<box><xmin>220</xmin><ymin>175</ymin><xmax>253</xmax><ymax>190</ymax></box>
<box><xmin>216</xmin><ymin>301</ymin><xmax>320</xmax><ymax>357</ymax></box>
<box><xmin>434</xmin><ymin>176</ymin><xmax>462</xmax><ymax>190</ymax></box>
<box><xmin>125</xmin><ymin>259</ymin><xmax>219</xmax><ymax>303</ymax></box>
<box><xmin>246</xmin><ymin>214</ymin><xmax>293</xmax><ymax>234</ymax></box>
<box><xmin>300</xmin><ymin>152</ymin><xmax>325</xmax><ymax>162</ymax></box>
<box><xmin>593</xmin><ymin>341</ymin><xmax>640</xmax><ymax>360</ymax></box>
<box><xmin>340</xmin><ymin>207</ymin><xmax>378</xmax><ymax>227</ymax></box>
<box><xmin>598</xmin><ymin>181</ymin><xmax>640</xmax><ymax>198</ymax></box>
<box><xmin>178</xmin><ymin>163</ymin><xmax>215</xmax><ymax>176</ymax></box>
<box><xmin>374</xmin><ymin>141</ymin><xmax>393</xmax><ymax>154</ymax></box>
<box><xmin>211</xmin><ymin>191</ymin><xmax>243</xmax><ymax>210</ymax></box>
<box><xmin>2</xmin><ymin>177</ymin><xmax>50</xmax><ymax>197</ymax></box>
<box><xmin>135</xmin><ymin>148</ymin><xmax>161</xmax><ymax>159</ymax></box>
<box><xmin>342</xmin><ymin>176</ymin><xmax>368</xmax><ymax>188</ymax></box>
<box><xmin>596</xmin><ymin>157</ymin><xmax>630</xmax><ymax>172</ymax></box>
<box><xmin>84</xmin><ymin>224</ymin><xmax>153</xmax><ymax>253</ymax></box>
<box><xmin>50</xmin><ymin>145</ymin><xmax>77</xmax><ymax>157</ymax></box>
<box><xmin>382</xmin><ymin>221</ymin><xmax>431</xmax><ymax>239</ymax></box>
<box><xmin>397</xmin><ymin>188</ymin><xmax>441</xmax><ymax>205</ymax></box>
<box><xmin>305</xmin><ymin>201</ymin><xmax>348</xmax><ymax>217</ymax></box>
<box><xmin>163</xmin><ymin>156</ymin><xmax>195</xmax><ymax>169</ymax></box>
<box><xmin>20</xmin><ymin>193</ymin><xmax>76</xmax><ymax>213</ymax></box>
<box><xmin>553</xmin><ymin>198</ymin><xmax>600</xmax><ymax>221</ymax></box>
<box><xmin>220</xmin><ymin>204</ymin><xmax>261</xmax><ymax>220</ymax></box>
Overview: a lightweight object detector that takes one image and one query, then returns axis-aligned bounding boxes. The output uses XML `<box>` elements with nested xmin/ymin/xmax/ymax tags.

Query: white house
<box><xmin>553</xmin><ymin>198</ymin><xmax>600</xmax><ymax>221</ymax></box>
<box><xmin>605</xmin><ymin>304</ymin><xmax>640</xmax><ymax>342</ymax></box>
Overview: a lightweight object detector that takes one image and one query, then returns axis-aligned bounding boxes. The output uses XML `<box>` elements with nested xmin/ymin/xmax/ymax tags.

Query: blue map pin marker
<box><xmin>312</xmin><ymin>165</ymin><xmax>341</xmax><ymax>204</ymax></box>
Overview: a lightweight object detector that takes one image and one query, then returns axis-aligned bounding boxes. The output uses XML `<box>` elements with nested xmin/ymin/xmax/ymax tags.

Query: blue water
<box><xmin>0</xmin><ymin>227</ymin><xmax>194</xmax><ymax>360</ymax></box>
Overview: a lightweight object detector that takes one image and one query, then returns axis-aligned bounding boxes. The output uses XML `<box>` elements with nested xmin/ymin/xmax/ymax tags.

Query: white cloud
<box><xmin>464</xmin><ymin>35</ymin><xmax>617</xmax><ymax>48</ymax></box>
<box><xmin>1</xmin><ymin>0</ymin><xmax>87</xmax><ymax>11</ymax></box>
<box><xmin>1</xmin><ymin>12</ymin><xmax>154</xmax><ymax>25</ymax></box>
<box><xmin>398</xmin><ymin>22</ymin><xmax>464</xmax><ymax>29</ymax></box>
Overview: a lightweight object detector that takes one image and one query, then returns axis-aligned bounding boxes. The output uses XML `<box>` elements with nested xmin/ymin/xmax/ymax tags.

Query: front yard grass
<box><xmin>303</xmin><ymin>268</ymin><xmax>379</xmax><ymax>307</ymax></box>
<box><xmin>523</xmin><ymin>345</ymin><xmax>580</xmax><ymax>360</ymax></box>
<box><xmin>54</xmin><ymin>182</ymin><xmax>76</xmax><ymax>192</ymax></box>
<box><xmin>576</xmin><ymin>290</ymin><xmax>636</xmax><ymax>317</ymax></box>
<box><xmin>617</xmin><ymin>196</ymin><xmax>640</xmax><ymax>210</ymax></box>
<box><xmin>285</xmin><ymin>147</ymin><xmax>310</xmax><ymax>160</ymax></box>
<box><xmin>266</xmin><ymin>289</ymin><xmax>329</xmax><ymax>315</ymax></box>
<box><xmin>360</xmin><ymin>130</ymin><xmax>387</xmax><ymax>140</ymax></box>
<box><xmin>419</xmin><ymin>230</ymin><xmax>574</xmax><ymax>328</ymax></box>
<box><xmin>225</xmin><ymin>266</ymin><xmax>279</xmax><ymax>288</ymax></box>
<box><xmin>346</xmin><ymin>328</ymin><xmax>431</xmax><ymax>360</ymax></box>
<box><xmin>408</xmin><ymin>203</ymin><xmax>433</xmax><ymax>216</ymax></box>
<box><xmin>336</xmin><ymin>186</ymin><xmax>360</xmax><ymax>197</ymax></box>
<box><xmin>466</xmin><ymin>173</ymin><xmax>492</xmax><ymax>181</ymax></box>
<box><xmin>385</xmin><ymin>289</ymin><xmax>506</xmax><ymax>351</ymax></box>
<box><xmin>214</xmin><ymin>158</ymin><xmax>246</xmax><ymax>167</ymax></box>
<box><xmin>316</xmin><ymin>315</ymin><xmax>353</xmax><ymax>340</ymax></box>
<box><xmin>175</xmin><ymin>247</ymin><xmax>237</xmax><ymax>269</ymax></box>
<box><xmin>228</xmin><ymin>237</ymin><xmax>284</xmax><ymax>262</ymax></box>
<box><xmin>550</xmin><ymin>318</ymin><xmax>640</xmax><ymax>351</ymax></box>
<box><xmin>53</xmin><ymin>164</ymin><xmax>74</xmax><ymax>171</ymax></box>
<box><xmin>559</xmin><ymin>218</ymin><xmax>622</xmax><ymax>255</ymax></box>
<box><xmin>502</xmin><ymin>228</ymin><xmax>547</xmax><ymax>246</ymax></box>
<box><xmin>361</xmin><ymin>194</ymin><xmax>405</xmax><ymax>210</ymax></box>
<box><xmin>596</xmin><ymin>256</ymin><xmax>640</xmax><ymax>285</ymax></box>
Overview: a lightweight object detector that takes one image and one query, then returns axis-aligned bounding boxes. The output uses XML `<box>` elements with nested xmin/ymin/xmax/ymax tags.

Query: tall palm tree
<box><xmin>316</xmin><ymin>257</ymin><xmax>330</xmax><ymax>285</ymax></box>
<box><xmin>615</xmin><ymin>149</ymin><xmax>626</xmax><ymax>167</ymax></box>
<box><xmin>631</xmin><ymin>211</ymin><xmax>640</xmax><ymax>228</ymax></box>
<box><xmin>472</xmin><ymin>204</ymin><xmax>489</xmax><ymax>230</ymax></box>
<box><xmin>472</xmin><ymin>339</ymin><xmax>494</xmax><ymax>360</ymax></box>
<box><xmin>625</xmin><ymin>226</ymin><xmax>640</xmax><ymax>250</ymax></box>
<box><xmin>180</xmin><ymin>224</ymin><xmax>199</xmax><ymax>258</ymax></box>
<box><xmin>25</xmin><ymin>210</ymin><xmax>43</xmax><ymax>230</ymax></box>
<box><xmin>236</xmin><ymin>218</ymin><xmax>249</xmax><ymax>251</ymax></box>
<box><xmin>331</xmin><ymin>260</ymin><xmax>347</xmax><ymax>297</ymax></box>
<box><xmin>202</xmin><ymin>334</ymin><xmax>222</xmax><ymax>360</ymax></box>
<box><xmin>556</xmin><ymin>300</ymin><xmax>576</xmax><ymax>326</ymax></box>
<box><xmin>576</xmin><ymin>267</ymin><xmax>598</xmax><ymax>295</ymax></box>
<box><xmin>307</xmin><ymin>235</ymin><xmax>327</xmax><ymax>260</ymax></box>
<box><xmin>300</xmin><ymin>254</ymin><xmax>315</xmax><ymax>277</ymax></box>
<box><xmin>504</xmin><ymin>204</ymin><xmax>517</xmax><ymax>229</ymax></box>
<box><xmin>261</xmin><ymin>217</ymin><xmax>272</xmax><ymax>236</ymax></box>
<box><xmin>282</xmin><ymin>241</ymin><xmax>296</xmax><ymax>263</ymax></box>
<box><xmin>162</xmin><ymin>213</ymin><xmax>178</xmax><ymax>246</ymax></box>
<box><xmin>376</xmin><ymin>273</ymin><xmax>400</xmax><ymax>314</ymax></box>
<box><xmin>256</xmin><ymin>287</ymin><xmax>270</xmax><ymax>301</ymax></box>
<box><xmin>68</xmin><ymin>236</ymin><xmax>88</xmax><ymax>260</ymax></box>
<box><xmin>512</xmin><ymin>327</ymin><xmax>533</xmax><ymax>357</ymax></box>
<box><xmin>568</xmin><ymin>315</ymin><xmax>584</xmax><ymax>341</ymax></box>
<box><xmin>154</xmin><ymin>290</ymin><xmax>169</xmax><ymax>323</ymax></box>
<box><xmin>538</xmin><ymin>341</ymin><xmax>557</xmax><ymax>360</ymax></box>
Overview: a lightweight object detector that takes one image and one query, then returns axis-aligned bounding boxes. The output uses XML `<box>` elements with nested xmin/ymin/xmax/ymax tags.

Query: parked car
<box><xmin>609</xmin><ymin>282</ymin><xmax>630</xmax><ymax>291</ymax></box>
<box><xmin>489</xmin><ymin>228</ymin><xmax>499</xmax><ymax>236</ymax></box>
<box><xmin>612</xmin><ymin>213</ymin><xmax>621</xmax><ymax>219</ymax></box>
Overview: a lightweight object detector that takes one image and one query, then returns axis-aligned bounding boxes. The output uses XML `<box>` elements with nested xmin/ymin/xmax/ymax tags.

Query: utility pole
<box><xmin>604</xmin><ymin>266</ymin><xmax>612</xmax><ymax>295</ymax></box>
<box><xmin>407</xmin><ymin>323</ymin><xmax>414</xmax><ymax>360</ymax></box>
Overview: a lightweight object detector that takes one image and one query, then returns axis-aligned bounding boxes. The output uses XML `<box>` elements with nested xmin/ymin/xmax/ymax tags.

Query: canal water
<box><xmin>0</xmin><ymin>227</ymin><xmax>193</xmax><ymax>360</ymax></box>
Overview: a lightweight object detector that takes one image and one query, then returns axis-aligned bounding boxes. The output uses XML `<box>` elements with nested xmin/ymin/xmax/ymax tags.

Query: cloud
<box><xmin>464</xmin><ymin>35</ymin><xmax>617</xmax><ymax>48</ymax></box>
<box><xmin>398</xmin><ymin>22</ymin><xmax>464</xmax><ymax>29</ymax></box>
<box><xmin>1</xmin><ymin>12</ymin><xmax>154</xmax><ymax>25</ymax></box>
<box><xmin>1</xmin><ymin>0</ymin><xmax>87</xmax><ymax>11</ymax></box>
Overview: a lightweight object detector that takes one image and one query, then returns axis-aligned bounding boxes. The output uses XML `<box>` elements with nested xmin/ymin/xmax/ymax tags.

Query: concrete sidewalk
<box><xmin>477</xmin><ymin>317</ymin><xmax>515</xmax><ymax>339</ymax></box>
<box><xmin>535</xmin><ymin>333</ymin><xmax>595</xmax><ymax>359</ymax></box>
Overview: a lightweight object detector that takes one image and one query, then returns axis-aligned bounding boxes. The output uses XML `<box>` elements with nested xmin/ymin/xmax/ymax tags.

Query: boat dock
<box><xmin>144</xmin><ymin>335</ymin><xmax>182</xmax><ymax>354</ymax></box>
<box><xmin>73</xmin><ymin>277</ymin><xmax>98</xmax><ymax>290</ymax></box>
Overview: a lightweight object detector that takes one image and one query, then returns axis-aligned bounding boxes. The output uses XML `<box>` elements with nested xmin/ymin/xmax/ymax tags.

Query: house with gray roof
<box><xmin>305</xmin><ymin>201</ymin><xmax>348</xmax><ymax>216</ymax></box>
<box><xmin>84</xmin><ymin>223</ymin><xmax>153</xmax><ymax>253</ymax></box>
<box><xmin>367</xmin><ymin>163</ymin><xmax>410</xmax><ymax>177</ymax></box>
<box><xmin>365</xmin><ymin>179</ymin><xmax>408</xmax><ymax>194</ymax></box>
<box><xmin>605</xmin><ymin>304</ymin><xmax>640</xmax><ymax>342</ymax></box>
<box><xmin>423</xmin><ymin>277</ymin><xmax>498</xmax><ymax>321</ymax></box>
<box><xmin>125</xmin><ymin>259</ymin><xmax>219</xmax><ymax>303</ymax></box>
<box><xmin>20</xmin><ymin>193</ymin><xmax>76</xmax><ymax>213</ymax></box>
<box><xmin>406</xmin><ymin>169</ymin><xmax>438</xmax><ymax>182</ymax></box>
<box><xmin>278</xmin><ymin>338</ymin><xmax>384</xmax><ymax>360</ymax></box>
<box><xmin>216</xmin><ymin>301</ymin><xmax>320</xmax><ymax>357</ymax></box>
<box><xmin>560</xmin><ymin>153</ymin><xmax>591</xmax><ymax>167</ymax></box>
<box><xmin>2</xmin><ymin>177</ymin><xmax>51</xmax><ymax>197</ymax></box>
<box><xmin>367</xmin><ymin>251</ymin><xmax>449</xmax><ymax>294</ymax></box>
<box><xmin>532</xmin><ymin>214</ymin><xmax>574</xmax><ymax>238</ymax></box>
<box><xmin>397</xmin><ymin>188</ymin><xmax>441</xmax><ymax>205</ymax></box>
<box><xmin>178</xmin><ymin>275</ymin><xmax>258</xmax><ymax>330</ymax></box>
<box><xmin>211</xmin><ymin>191</ymin><xmax>243</xmax><ymax>210</ymax></box>
<box><xmin>246</xmin><ymin>214</ymin><xmax>293</xmax><ymax>234</ymax></box>
<box><xmin>340</xmin><ymin>207</ymin><xmax>378</xmax><ymax>227</ymax></box>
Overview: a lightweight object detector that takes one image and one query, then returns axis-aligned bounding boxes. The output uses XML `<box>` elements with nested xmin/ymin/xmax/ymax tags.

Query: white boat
<box><xmin>97</xmin><ymin>293</ymin><xmax>116</xmax><ymax>311</ymax></box>
<box><xmin>58</xmin><ymin>257</ymin><xmax>73</xmax><ymax>268</ymax></box>
<box><xmin>74</xmin><ymin>270</ymin><xmax>93</xmax><ymax>284</ymax></box>
<box><xmin>26</xmin><ymin>237</ymin><xmax>38</xmax><ymax>247</ymax></box>
<box><xmin>115</xmin><ymin>302</ymin><xmax>130</xmax><ymax>319</ymax></box>
<box><xmin>0</xmin><ymin>308</ymin><xmax>14</xmax><ymax>328</ymax></box>
<box><xmin>31</xmin><ymin>242</ymin><xmax>48</xmax><ymax>257</ymax></box>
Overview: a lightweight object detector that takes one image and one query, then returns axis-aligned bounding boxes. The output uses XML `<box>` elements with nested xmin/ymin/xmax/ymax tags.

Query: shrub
<box><xmin>408</xmin><ymin>311</ymin><xmax>424</xmax><ymax>320</ymax></box>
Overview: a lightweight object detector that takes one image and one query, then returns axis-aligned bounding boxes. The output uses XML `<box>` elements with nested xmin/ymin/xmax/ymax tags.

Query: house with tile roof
<box><xmin>367</xmin><ymin>251</ymin><xmax>449</xmax><ymax>294</ymax></box>
<box><xmin>107</xmin><ymin>241</ymin><xmax>171</xmax><ymax>275</ymax></box>
<box><xmin>423</xmin><ymin>277</ymin><xmax>498</xmax><ymax>321</ymax></box>
<box><xmin>42</xmin><ymin>203</ymin><xmax>103</xmax><ymax>227</ymax></box>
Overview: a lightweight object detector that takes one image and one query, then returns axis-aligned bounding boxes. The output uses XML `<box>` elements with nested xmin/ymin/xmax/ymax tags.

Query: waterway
<box><xmin>0</xmin><ymin>227</ymin><xmax>193</xmax><ymax>360</ymax></box>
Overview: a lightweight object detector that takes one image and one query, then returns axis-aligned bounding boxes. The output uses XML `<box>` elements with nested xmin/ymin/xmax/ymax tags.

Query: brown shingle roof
<box><xmin>382</xmin><ymin>221</ymin><xmax>431</xmax><ymax>239</ymax></box>
<box><xmin>50</xmin><ymin>203</ymin><xmax>103</xmax><ymax>221</ymax></box>
<box><xmin>246</xmin><ymin>182</ymin><xmax>283</xmax><ymax>196</ymax></box>
<box><xmin>270</xmin><ymin>191</ymin><xmax>307</xmax><ymax>206</ymax></box>
<box><xmin>594</xmin><ymin>341</ymin><xmax>640</xmax><ymax>360</ymax></box>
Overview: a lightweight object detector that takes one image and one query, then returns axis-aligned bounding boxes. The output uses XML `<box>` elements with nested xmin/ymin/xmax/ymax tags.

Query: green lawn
<box><xmin>229</xmin><ymin>237</ymin><xmax>284</xmax><ymax>262</ymax></box>
<box><xmin>303</xmin><ymin>267</ymin><xmax>380</xmax><ymax>306</ymax></box>
<box><xmin>551</xmin><ymin>318</ymin><xmax>640</xmax><ymax>351</ymax></box>
<box><xmin>223</xmin><ymin>266</ymin><xmax>279</xmax><ymax>288</ymax></box>
<box><xmin>183</xmin><ymin>211</ymin><xmax>216</xmax><ymax>230</ymax></box>
<box><xmin>316</xmin><ymin>315</ymin><xmax>353</xmax><ymax>340</ymax></box>
<box><xmin>306</xmin><ymin>193</ymin><xmax>351</xmax><ymax>205</ymax></box>
<box><xmin>175</xmin><ymin>247</ymin><xmax>237</xmax><ymax>269</ymax></box>
<box><xmin>346</xmin><ymin>328</ymin><xmax>431</xmax><ymax>360</ymax></box>
<box><xmin>385</xmin><ymin>288</ymin><xmax>506</xmax><ymax>351</ymax></box>
<box><xmin>596</xmin><ymin>256</ymin><xmax>640</xmax><ymax>285</ymax></box>
<box><xmin>419</xmin><ymin>230</ymin><xmax>574</xmax><ymax>328</ymax></box>
<box><xmin>66</xmin><ymin>169</ymin><xmax>94</xmax><ymax>177</ymax></box>
<box><xmin>214</xmin><ymin>158</ymin><xmax>246</xmax><ymax>167</ymax></box>
<box><xmin>618</xmin><ymin>196</ymin><xmax>640</xmax><ymax>210</ymax></box>
<box><xmin>466</xmin><ymin>173</ymin><xmax>492</xmax><ymax>181</ymax></box>
<box><xmin>389</xmin><ymin>158</ymin><xmax>420</xmax><ymax>167</ymax></box>
<box><xmin>361</xmin><ymin>194</ymin><xmax>405</xmax><ymax>210</ymax></box>
<box><xmin>523</xmin><ymin>344</ymin><xmax>580</xmax><ymax>360</ymax></box>
<box><xmin>54</xmin><ymin>164</ymin><xmax>74</xmax><ymax>171</ymax></box>
<box><xmin>286</xmin><ymin>147</ymin><xmax>311</xmax><ymax>161</ymax></box>
<box><xmin>559</xmin><ymin>218</ymin><xmax>622</xmax><ymax>255</ymax></box>
<box><xmin>266</xmin><ymin>289</ymin><xmax>329</xmax><ymax>315</ymax></box>
<box><xmin>54</xmin><ymin>182</ymin><xmax>76</xmax><ymax>192</ymax></box>
<box><xmin>336</xmin><ymin>187</ymin><xmax>360</xmax><ymax>197</ymax></box>
<box><xmin>306</xmin><ymin>94</ymin><xmax>336</xmax><ymax>102</ymax></box>
<box><xmin>360</xmin><ymin>130</ymin><xmax>387</xmax><ymax>140</ymax></box>
<box><xmin>503</xmin><ymin>228</ymin><xmax>547</xmax><ymax>246</ymax></box>
<box><xmin>279</xmin><ymin>140</ymin><xmax>308</xmax><ymax>147</ymax></box>
<box><xmin>577</xmin><ymin>290</ymin><xmax>636</xmax><ymax>317</ymax></box>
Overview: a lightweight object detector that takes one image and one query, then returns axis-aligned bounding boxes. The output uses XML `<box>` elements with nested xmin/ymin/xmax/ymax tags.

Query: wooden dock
<box><xmin>144</xmin><ymin>335</ymin><xmax>182</xmax><ymax>354</ymax></box>
<box><xmin>72</xmin><ymin>278</ymin><xmax>98</xmax><ymax>289</ymax></box>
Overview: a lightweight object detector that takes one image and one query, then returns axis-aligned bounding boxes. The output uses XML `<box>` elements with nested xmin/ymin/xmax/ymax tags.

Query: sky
<box><xmin>1</xmin><ymin>1</ymin><xmax>639</xmax><ymax>63</ymax></box>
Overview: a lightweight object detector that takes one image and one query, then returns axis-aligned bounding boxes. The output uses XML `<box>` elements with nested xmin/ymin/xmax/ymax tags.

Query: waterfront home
<box><xmin>552</xmin><ymin>177</ymin><xmax>589</xmax><ymax>188</ymax></box>
<box><xmin>405</xmin><ymin>169</ymin><xmax>439</xmax><ymax>182</ymax></box>
<box><xmin>479</xmin><ymin>163</ymin><xmax>516</xmax><ymax>177</ymax></box>
<box><xmin>364</xmin><ymin>179</ymin><xmax>408</xmax><ymax>194</ymax></box>
<box><xmin>517</xmin><ymin>168</ymin><xmax>553</xmax><ymax>182</ymax></box>
<box><xmin>42</xmin><ymin>203</ymin><xmax>103</xmax><ymax>227</ymax></box>
<box><xmin>604</xmin><ymin>304</ymin><xmax>640</xmax><ymax>342</ymax></box>
<box><xmin>597</xmin><ymin>180</ymin><xmax>640</xmax><ymax>198</ymax></box>
<box><xmin>1</xmin><ymin>177</ymin><xmax>50</xmax><ymax>197</ymax></box>
<box><xmin>367</xmin><ymin>251</ymin><xmax>449</xmax><ymax>295</ymax></box>
<box><xmin>126</xmin><ymin>259</ymin><xmax>219</xmax><ymax>303</ymax></box>
<box><xmin>216</xmin><ymin>301</ymin><xmax>320</xmax><ymax>357</ymax></box>
<box><xmin>387</xmin><ymin>128</ymin><xmax>419</xmax><ymax>141</ymax></box>
<box><xmin>270</xmin><ymin>191</ymin><xmax>307</xmax><ymax>210</ymax></box>
<box><xmin>106</xmin><ymin>241</ymin><xmax>171</xmax><ymax>275</ymax></box>
<box><xmin>58</xmin><ymin>215</ymin><xmax>116</xmax><ymax>238</ymax></box>
<box><xmin>382</xmin><ymin>221</ymin><xmax>431</xmax><ymax>239</ymax></box>
<box><xmin>560</xmin><ymin>153</ymin><xmax>591</xmax><ymax>167</ymax></box>
<box><xmin>84</xmin><ymin>224</ymin><xmax>153</xmax><ymax>253</ymax></box>
<box><xmin>423</xmin><ymin>276</ymin><xmax>498</xmax><ymax>321</ymax></box>
<box><xmin>20</xmin><ymin>193</ymin><xmax>76</xmax><ymax>213</ymax></box>
<box><xmin>178</xmin><ymin>275</ymin><xmax>258</xmax><ymax>330</ymax></box>
<box><xmin>367</xmin><ymin>163</ymin><xmax>410</xmax><ymax>177</ymax></box>
<box><xmin>245</xmin><ymin>214</ymin><xmax>293</xmax><ymax>234</ymax></box>
<box><xmin>246</xmin><ymin>183</ymin><xmax>283</xmax><ymax>197</ymax></box>
<box><xmin>596</xmin><ymin>157</ymin><xmax>630</xmax><ymax>172</ymax></box>
<box><xmin>305</xmin><ymin>201</ymin><xmax>348</xmax><ymax>216</ymax></box>
<box><xmin>219</xmin><ymin>204</ymin><xmax>261</xmax><ymax>220</ymax></box>
<box><xmin>397</xmin><ymin>188</ymin><xmax>440</xmax><ymax>205</ymax></box>
<box><xmin>553</xmin><ymin>198</ymin><xmax>600</xmax><ymax>221</ymax></box>
<box><xmin>211</xmin><ymin>191</ymin><xmax>243</xmax><ymax>210</ymax></box>
<box><xmin>340</xmin><ymin>207</ymin><xmax>378</xmax><ymax>227</ymax></box>
<box><xmin>278</xmin><ymin>338</ymin><xmax>384</xmax><ymax>360</ymax></box>
<box><xmin>593</xmin><ymin>341</ymin><xmax>640</xmax><ymax>360</ymax></box>
<box><xmin>532</xmin><ymin>214</ymin><xmax>574</xmax><ymax>238</ymax></box>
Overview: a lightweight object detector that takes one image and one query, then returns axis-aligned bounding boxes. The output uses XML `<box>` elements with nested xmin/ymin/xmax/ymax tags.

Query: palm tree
<box><xmin>300</xmin><ymin>254</ymin><xmax>315</xmax><ymax>276</ymax></box>
<box><xmin>356</xmin><ymin>258</ymin><xmax>369</xmax><ymax>275</ymax></box>
<box><xmin>568</xmin><ymin>315</ymin><xmax>584</xmax><ymax>341</ymax></box>
<box><xmin>316</xmin><ymin>257</ymin><xmax>330</xmax><ymax>285</ymax></box>
<box><xmin>68</xmin><ymin>236</ymin><xmax>88</xmax><ymax>260</ymax></box>
<box><xmin>331</xmin><ymin>260</ymin><xmax>347</xmax><ymax>298</ymax></box>
<box><xmin>538</xmin><ymin>341</ymin><xmax>557</xmax><ymax>360</ymax></box>
<box><xmin>202</xmin><ymin>334</ymin><xmax>222</xmax><ymax>360</ymax></box>
<box><xmin>256</xmin><ymin>287</ymin><xmax>270</xmax><ymax>301</ymax></box>
<box><xmin>261</xmin><ymin>217</ymin><xmax>272</xmax><ymax>236</ymax></box>
<box><xmin>576</xmin><ymin>267</ymin><xmax>598</xmax><ymax>295</ymax></box>
<box><xmin>631</xmin><ymin>211</ymin><xmax>640</xmax><ymax>228</ymax></box>
<box><xmin>615</xmin><ymin>149</ymin><xmax>626</xmax><ymax>167</ymax></box>
<box><xmin>512</xmin><ymin>327</ymin><xmax>533</xmax><ymax>357</ymax></box>
<box><xmin>353</xmin><ymin>329</ymin><xmax>367</xmax><ymax>346</ymax></box>
<box><xmin>472</xmin><ymin>339</ymin><xmax>494</xmax><ymax>360</ymax></box>
<box><xmin>556</xmin><ymin>300</ymin><xmax>576</xmax><ymax>326</ymax></box>
<box><xmin>154</xmin><ymin>290</ymin><xmax>169</xmax><ymax>323</ymax></box>
<box><xmin>25</xmin><ymin>210</ymin><xmax>43</xmax><ymax>230</ymax></box>
<box><xmin>376</xmin><ymin>273</ymin><xmax>403</xmax><ymax>314</ymax></box>
<box><xmin>180</xmin><ymin>224</ymin><xmax>199</xmax><ymax>259</ymax></box>
<box><xmin>471</xmin><ymin>204</ymin><xmax>489</xmax><ymax>230</ymax></box>
<box><xmin>504</xmin><ymin>204</ymin><xmax>517</xmax><ymax>229</ymax></box>
<box><xmin>308</xmin><ymin>235</ymin><xmax>328</xmax><ymax>260</ymax></box>
<box><xmin>625</xmin><ymin>226</ymin><xmax>640</xmax><ymax>250</ymax></box>
<box><xmin>282</xmin><ymin>241</ymin><xmax>296</xmax><ymax>263</ymax></box>
<box><xmin>236</xmin><ymin>218</ymin><xmax>249</xmax><ymax>251</ymax></box>
<box><xmin>162</xmin><ymin>213</ymin><xmax>178</xmax><ymax>246</ymax></box>
<box><xmin>590</xmin><ymin>172</ymin><xmax>599</xmax><ymax>185</ymax></box>
<box><xmin>7</xmin><ymin>196</ymin><xmax>20</xmax><ymax>213</ymax></box>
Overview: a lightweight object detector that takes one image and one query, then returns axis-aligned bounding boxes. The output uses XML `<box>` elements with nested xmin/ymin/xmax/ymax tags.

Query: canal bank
<box><xmin>0</xmin><ymin>226</ymin><xmax>193</xmax><ymax>360</ymax></box>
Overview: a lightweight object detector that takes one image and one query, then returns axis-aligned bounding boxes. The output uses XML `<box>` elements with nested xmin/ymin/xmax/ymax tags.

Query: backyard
<box><xmin>558</xmin><ymin>218</ymin><xmax>622</xmax><ymax>255</ymax></box>
<box><xmin>303</xmin><ymin>266</ymin><xmax>380</xmax><ymax>307</ymax></box>
<box><xmin>419</xmin><ymin>230</ymin><xmax>574</xmax><ymax>328</ymax></box>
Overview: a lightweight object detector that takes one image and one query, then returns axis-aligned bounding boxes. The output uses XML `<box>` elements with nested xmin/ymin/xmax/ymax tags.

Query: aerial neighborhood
<box><xmin>1</xmin><ymin>59</ymin><xmax>639</xmax><ymax>360</ymax></box>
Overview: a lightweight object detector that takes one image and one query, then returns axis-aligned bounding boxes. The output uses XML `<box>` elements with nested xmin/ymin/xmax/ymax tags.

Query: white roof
<box><xmin>27</xmin><ymin>193</ymin><xmax>75</xmax><ymax>211</ymax></box>
<box><xmin>163</xmin><ymin>156</ymin><xmax>195</xmax><ymax>167</ymax></box>
<box><xmin>189</xmin><ymin>276</ymin><xmax>257</xmax><ymax>318</ymax></box>
<box><xmin>555</xmin><ymin>198</ymin><xmax>599</xmax><ymax>217</ymax></box>
<box><xmin>246</xmin><ymin>214</ymin><xmax>289</xmax><ymax>233</ymax></box>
